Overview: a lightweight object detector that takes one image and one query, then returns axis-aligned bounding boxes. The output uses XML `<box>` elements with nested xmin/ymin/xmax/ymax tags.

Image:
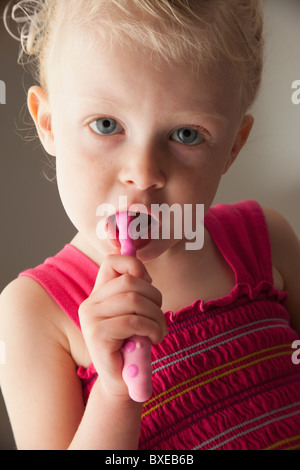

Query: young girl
<box><xmin>1</xmin><ymin>0</ymin><xmax>300</xmax><ymax>450</ymax></box>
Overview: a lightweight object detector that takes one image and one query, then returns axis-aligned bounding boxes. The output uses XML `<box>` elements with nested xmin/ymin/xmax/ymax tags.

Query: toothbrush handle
<box><xmin>122</xmin><ymin>335</ymin><xmax>152</xmax><ymax>402</ymax></box>
<box><xmin>116</xmin><ymin>212</ymin><xmax>153</xmax><ymax>402</ymax></box>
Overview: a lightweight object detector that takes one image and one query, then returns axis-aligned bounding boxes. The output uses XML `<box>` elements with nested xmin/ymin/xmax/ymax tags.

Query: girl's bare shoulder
<box><xmin>0</xmin><ymin>277</ymin><xmax>85</xmax><ymax>449</ymax></box>
<box><xmin>262</xmin><ymin>206</ymin><xmax>300</xmax><ymax>336</ymax></box>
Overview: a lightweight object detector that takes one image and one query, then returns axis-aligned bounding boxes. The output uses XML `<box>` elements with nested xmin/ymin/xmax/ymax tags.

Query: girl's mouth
<box><xmin>106</xmin><ymin>210</ymin><xmax>159</xmax><ymax>250</ymax></box>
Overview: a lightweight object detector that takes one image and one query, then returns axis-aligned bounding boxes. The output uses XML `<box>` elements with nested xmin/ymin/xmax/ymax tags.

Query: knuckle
<box><xmin>100</xmin><ymin>253</ymin><xmax>116</xmax><ymax>271</ymax></box>
<box><xmin>127</xmin><ymin>257</ymin><xmax>146</xmax><ymax>277</ymax></box>
<box><xmin>105</xmin><ymin>253</ymin><xmax>116</xmax><ymax>263</ymax></box>
<box><xmin>84</xmin><ymin>319</ymin><xmax>106</xmax><ymax>344</ymax></box>
<box><xmin>123</xmin><ymin>290</ymin><xmax>140</xmax><ymax>305</ymax></box>
<box><xmin>78</xmin><ymin>294</ymin><xmax>98</xmax><ymax>320</ymax></box>
<box><xmin>128</xmin><ymin>313</ymin><xmax>144</xmax><ymax>332</ymax></box>
<box><xmin>78</xmin><ymin>299</ymin><xmax>89</xmax><ymax>323</ymax></box>
<box><xmin>120</xmin><ymin>273</ymin><xmax>134</xmax><ymax>289</ymax></box>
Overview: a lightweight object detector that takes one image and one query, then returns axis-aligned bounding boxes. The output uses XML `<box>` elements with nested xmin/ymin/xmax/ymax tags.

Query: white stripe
<box><xmin>193</xmin><ymin>401</ymin><xmax>300</xmax><ymax>450</ymax></box>
<box><xmin>152</xmin><ymin>320</ymin><xmax>290</xmax><ymax>374</ymax></box>
<box><xmin>152</xmin><ymin>318</ymin><xmax>289</xmax><ymax>366</ymax></box>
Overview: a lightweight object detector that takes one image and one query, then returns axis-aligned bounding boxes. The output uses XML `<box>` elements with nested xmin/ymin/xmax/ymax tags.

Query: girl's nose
<box><xmin>119</xmin><ymin>144</ymin><xmax>166</xmax><ymax>191</ymax></box>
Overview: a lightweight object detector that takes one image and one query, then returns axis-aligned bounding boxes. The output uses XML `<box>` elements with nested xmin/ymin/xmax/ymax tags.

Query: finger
<box><xmin>93</xmin><ymin>312</ymin><xmax>165</xmax><ymax>348</ymax></box>
<box><xmin>81</xmin><ymin>292</ymin><xmax>166</xmax><ymax>333</ymax></box>
<box><xmin>93</xmin><ymin>254</ymin><xmax>152</xmax><ymax>290</ymax></box>
<box><xmin>89</xmin><ymin>273</ymin><xmax>162</xmax><ymax>308</ymax></box>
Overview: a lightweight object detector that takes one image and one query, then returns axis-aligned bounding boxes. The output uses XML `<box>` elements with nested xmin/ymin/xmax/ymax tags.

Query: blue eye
<box><xmin>89</xmin><ymin>118</ymin><xmax>123</xmax><ymax>135</ymax></box>
<box><xmin>171</xmin><ymin>128</ymin><xmax>204</xmax><ymax>146</ymax></box>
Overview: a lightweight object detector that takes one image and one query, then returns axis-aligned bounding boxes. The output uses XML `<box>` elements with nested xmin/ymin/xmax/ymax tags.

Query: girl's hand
<box><xmin>78</xmin><ymin>254</ymin><xmax>167</xmax><ymax>399</ymax></box>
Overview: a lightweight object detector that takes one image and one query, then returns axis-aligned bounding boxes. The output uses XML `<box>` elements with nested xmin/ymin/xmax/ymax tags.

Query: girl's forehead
<box><xmin>4</xmin><ymin>0</ymin><xmax>263</xmax><ymax>115</ymax></box>
<box><xmin>56</xmin><ymin>36</ymin><xmax>215</xmax><ymax>93</ymax></box>
<box><xmin>49</xmin><ymin>22</ymin><xmax>225</xmax><ymax>91</ymax></box>
<box><xmin>45</xmin><ymin>8</ymin><xmax>221</xmax><ymax>94</ymax></box>
<box><xmin>49</xmin><ymin>36</ymin><xmax>239</xmax><ymax>126</ymax></box>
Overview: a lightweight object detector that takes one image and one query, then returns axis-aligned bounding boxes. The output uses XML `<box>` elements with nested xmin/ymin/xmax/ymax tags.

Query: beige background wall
<box><xmin>0</xmin><ymin>0</ymin><xmax>299</xmax><ymax>449</ymax></box>
<box><xmin>214</xmin><ymin>0</ymin><xmax>300</xmax><ymax>234</ymax></box>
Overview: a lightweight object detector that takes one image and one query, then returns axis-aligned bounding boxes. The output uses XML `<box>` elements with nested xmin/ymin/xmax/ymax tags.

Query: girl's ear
<box><xmin>27</xmin><ymin>86</ymin><xmax>56</xmax><ymax>156</ymax></box>
<box><xmin>223</xmin><ymin>114</ymin><xmax>254</xmax><ymax>174</ymax></box>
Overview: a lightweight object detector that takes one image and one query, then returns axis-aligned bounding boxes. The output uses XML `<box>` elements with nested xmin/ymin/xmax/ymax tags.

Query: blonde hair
<box><xmin>4</xmin><ymin>0</ymin><xmax>264</xmax><ymax>112</ymax></box>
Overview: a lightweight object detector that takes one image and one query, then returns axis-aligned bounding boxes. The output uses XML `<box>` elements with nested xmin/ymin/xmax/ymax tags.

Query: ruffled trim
<box><xmin>77</xmin><ymin>363</ymin><xmax>98</xmax><ymax>404</ymax></box>
<box><xmin>77</xmin><ymin>363</ymin><xmax>97</xmax><ymax>381</ymax></box>
<box><xmin>165</xmin><ymin>281</ymin><xmax>288</xmax><ymax>323</ymax></box>
<box><xmin>76</xmin><ymin>280</ymin><xmax>289</xmax><ymax>405</ymax></box>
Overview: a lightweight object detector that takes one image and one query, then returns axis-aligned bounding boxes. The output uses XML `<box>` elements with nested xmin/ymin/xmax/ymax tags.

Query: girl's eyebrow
<box><xmin>74</xmin><ymin>94</ymin><xmax>229</xmax><ymax>126</ymax></box>
<box><xmin>75</xmin><ymin>97</ymin><xmax>118</xmax><ymax>106</ymax></box>
<box><xmin>173</xmin><ymin>111</ymin><xmax>229</xmax><ymax>124</ymax></box>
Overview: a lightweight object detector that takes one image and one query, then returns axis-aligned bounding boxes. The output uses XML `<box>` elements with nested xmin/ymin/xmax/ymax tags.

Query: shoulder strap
<box><xmin>19</xmin><ymin>245</ymin><xmax>99</xmax><ymax>329</ymax></box>
<box><xmin>204</xmin><ymin>200</ymin><xmax>274</xmax><ymax>286</ymax></box>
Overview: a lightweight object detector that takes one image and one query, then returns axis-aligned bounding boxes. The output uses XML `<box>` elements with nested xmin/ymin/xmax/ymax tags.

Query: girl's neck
<box><xmin>145</xmin><ymin>229</ymin><xmax>236</xmax><ymax>313</ymax></box>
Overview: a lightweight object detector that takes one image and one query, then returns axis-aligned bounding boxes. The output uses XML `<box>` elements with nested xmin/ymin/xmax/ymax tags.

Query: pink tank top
<box><xmin>19</xmin><ymin>201</ymin><xmax>300</xmax><ymax>450</ymax></box>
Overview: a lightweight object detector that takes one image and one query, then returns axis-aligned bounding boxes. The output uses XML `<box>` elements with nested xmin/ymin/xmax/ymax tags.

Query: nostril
<box><xmin>120</xmin><ymin>163</ymin><xmax>166</xmax><ymax>191</ymax></box>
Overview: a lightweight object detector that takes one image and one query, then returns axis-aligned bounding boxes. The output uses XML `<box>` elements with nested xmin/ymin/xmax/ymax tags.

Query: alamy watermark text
<box><xmin>96</xmin><ymin>196</ymin><xmax>204</xmax><ymax>250</ymax></box>
<box><xmin>291</xmin><ymin>80</ymin><xmax>300</xmax><ymax>105</ymax></box>
<box><xmin>0</xmin><ymin>80</ymin><xmax>6</xmax><ymax>105</ymax></box>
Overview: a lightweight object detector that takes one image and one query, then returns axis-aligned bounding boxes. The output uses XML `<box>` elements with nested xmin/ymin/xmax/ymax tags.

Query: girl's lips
<box><xmin>106</xmin><ymin>210</ymin><xmax>159</xmax><ymax>250</ymax></box>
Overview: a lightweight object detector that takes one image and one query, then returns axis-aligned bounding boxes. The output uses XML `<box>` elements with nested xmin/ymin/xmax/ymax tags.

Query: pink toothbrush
<box><xmin>116</xmin><ymin>211</ymin><xmax>153</xmax><ymax>403</ymax></box>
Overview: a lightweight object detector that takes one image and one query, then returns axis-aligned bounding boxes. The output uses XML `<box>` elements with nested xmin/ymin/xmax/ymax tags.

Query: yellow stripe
<box><xmin>144</xmin><ymin>344</ymin><xmax>291</xmax><ymax>407</ymax></box>
<box><xmin>142</xmin><ymin>344</ymin><xmax>292</xmax><ymax>419</ymax></box>
<box><xmin>264</xmin><ymin>434</ymin><xmax>300</xmax><ymax>450</ymax></box>
<box><xmin>284</xmin><ymin>443</ymin><xmax>300</xmax><ymax>450</ymax></box>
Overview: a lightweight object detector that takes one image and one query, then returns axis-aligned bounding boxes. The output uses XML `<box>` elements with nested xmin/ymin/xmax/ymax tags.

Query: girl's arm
<box><xmin>68</xmin><ymin>378</ymin><xmax>143</xmax><ymax>450</ymax></box>
<box><xmin>0</xmin><ymin>277</ymin><xmax>142</xmax><ymax>449</ymax></box>
<box><xmin>0</xmin><ymin>255</ymin><xmax>165</xmax><ymax>450</ymax></box>
<box><xmin>0</xmin><ymin>277</ymin><xmax>85</xmax><ymax>449</ymax></box>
